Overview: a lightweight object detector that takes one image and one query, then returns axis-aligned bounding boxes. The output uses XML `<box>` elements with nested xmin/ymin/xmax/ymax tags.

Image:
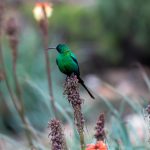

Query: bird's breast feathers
<box><xmin>56</xmin><ymin>53</ymin><xmax>79</xmax><ymax>75</ymax></box>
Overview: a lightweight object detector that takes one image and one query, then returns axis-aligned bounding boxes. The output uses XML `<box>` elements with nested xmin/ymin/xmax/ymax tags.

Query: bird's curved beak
<box><xmin>47</xmin><ymin>47</ymin><xmax>56</xmax><ymax>51</ymax></box>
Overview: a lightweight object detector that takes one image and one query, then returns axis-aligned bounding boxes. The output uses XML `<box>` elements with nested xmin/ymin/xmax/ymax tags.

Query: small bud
<box><xmin>5</xmin><ymin>17</ymin><xmax>18</xmax><ymax>36</ymax></box>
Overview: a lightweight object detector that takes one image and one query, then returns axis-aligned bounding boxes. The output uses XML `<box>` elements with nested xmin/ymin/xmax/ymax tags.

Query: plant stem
<box><xmin>11</xmin><ymin>43</ymin><xmax>35</xmax><ymax>148</ymax></box>
<box><xmin>0</xmin><ymin>17</ymin><xmax>35</xmax><ymax>150</ymax></box>
<box><xmin>64</xmin><ymin>76</ymin><xmax>85</xmax><ymax>150</ymax></box>
<box><xmin>12</xmin><ymin>44</ymin><xmax>25</xmax><ymax>115</ymax></box>
<box><xmin>40</xmin><ymin>6</ymin><xmax>57</xmax><ymax>118</ymax></box>
<box><xmin>0</xmin><ymin>28</ymin><xmax>19</xmax><ymax>116</ymax></box>
<box><xmin>75</xmin><ymin>108</ymin><xmax>85</xmax><ymax>150</ymax></box>
<box><xmin>0</xmin><ymin>41</ymin><xmax>36</xmax><ymax>149</ymax></box>
<box><xmin>79</xmin><ymin>131</ymin><xmax>85</xmax><ymax>150</ymax></box>
<box><xmin>44</xmin><ymin>29</ymin><xmax>57</xmax><ymax>118</ymax></box>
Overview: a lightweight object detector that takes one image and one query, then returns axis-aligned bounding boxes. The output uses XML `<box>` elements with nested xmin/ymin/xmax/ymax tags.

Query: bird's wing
<box><xmin>70</xmin><ymin>53</ymin><xmax>80</xmax><ymax>75</ymax></box>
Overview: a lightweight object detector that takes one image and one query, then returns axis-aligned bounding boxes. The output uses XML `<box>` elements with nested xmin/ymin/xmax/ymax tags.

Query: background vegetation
<box><xmin>0</xmin><ymin>0</ymin><xmax>150</xmax><ymax>149</ymax></box>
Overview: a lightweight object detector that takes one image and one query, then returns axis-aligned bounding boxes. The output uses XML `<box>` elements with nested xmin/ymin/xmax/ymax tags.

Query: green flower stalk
<box><xmin>48</xmin><ymin>119</ymin><xmax>68</xmax><ymax>150</ymax></box>
<box><xmin>64</xmin><ymin>75</ymin><xmax>85</xmax><ymax>150</ymax></box>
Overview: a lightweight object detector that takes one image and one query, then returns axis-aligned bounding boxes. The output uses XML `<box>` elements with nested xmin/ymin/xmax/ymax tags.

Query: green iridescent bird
<box><xmin>48</xmin><ymin>44</ymin><xmax>95</xmax><ymax>99</ymax></box>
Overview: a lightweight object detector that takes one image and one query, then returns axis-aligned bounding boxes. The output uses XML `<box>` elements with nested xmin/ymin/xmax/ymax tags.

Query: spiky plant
<box><xmin>64</xmin><ymin>75</ymin><xmax>85</xmax><ymax>150</ymax></box>
<box><xmin>48</xmin><ymin>119</ymin><xmax>68</xmax><ymax>150</ymax></box>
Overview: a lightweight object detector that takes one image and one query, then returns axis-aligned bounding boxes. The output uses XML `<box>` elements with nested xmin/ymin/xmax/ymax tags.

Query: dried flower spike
<box><xmin>64</xmin><ymin>75</ymin><xmax>82</xmax><ymax>106</ymax></box>
<box><xmin>94</xmin><ymin>113</ymin><xmax>105</xmax><ymax>141</ymax></box>
<box><xmin>145</xmin><ymin>104</ymin><xmax>150</xmax><ymax>116</ymax></box>
<box><xmin>48</xmin><ymin>119</ymin><xmax>68</xmax><ymax>150</ymax></box>
<box><xmin>64</xmin><ymin>75</ymin><xmax>85</xmax><ymax>150</ymax></box>
<box><xmin>64</xmin><ymin>75</ymin><xmax>84</xmax><ymax>131</ymax></box>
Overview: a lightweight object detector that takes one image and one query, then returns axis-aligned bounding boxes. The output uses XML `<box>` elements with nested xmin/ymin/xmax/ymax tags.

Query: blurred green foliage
<box><xmin>98</xmin><ymin>0</ymin><xmax>150</xmax><ymax>64</ymax></box>
<box><xmin>98</xmin><ymin>0</ymin><xmax>150</xmax><ymax>44</ymax></box>
<box><xmin>19</xmin><ymin>1</ymin><xmax>150</xmax><ymax>66</ymax></box>
<box><xmin>0</xmin><ymin>1</ymin><xmax>150</xmax><ymax>149</ymax></box>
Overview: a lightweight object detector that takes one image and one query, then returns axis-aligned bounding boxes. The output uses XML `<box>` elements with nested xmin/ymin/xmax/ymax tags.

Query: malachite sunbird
<box><xmin>48</xmin><ymin>44</ymin><xmax>95</xmax><ymax>99</ymax></box>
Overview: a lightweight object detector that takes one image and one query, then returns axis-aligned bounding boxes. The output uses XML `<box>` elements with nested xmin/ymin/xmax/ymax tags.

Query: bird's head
<box><xmin>47</xmin><ymin>44</ymin><xmax>70</xmax><ymax>53</ymax></box>
<box><xmin>56</xmin><ymin>44</ymin><xmax>70</xmax><ymax>53</ymax></box>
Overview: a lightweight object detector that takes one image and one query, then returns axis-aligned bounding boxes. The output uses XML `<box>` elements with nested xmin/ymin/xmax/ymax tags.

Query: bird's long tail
<box><xmin>78</xmin><ymin>76</ymin><xmax>95</xmax><ymax>99</ymax></box>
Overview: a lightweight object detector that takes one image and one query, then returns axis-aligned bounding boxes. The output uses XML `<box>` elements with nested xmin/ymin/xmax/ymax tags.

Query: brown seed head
<box><xmin>64</xmin><ymin>75</ymin><xmax>84</xmax><ymax>132</ymax></box>
<box><xmin>94</xmin><ymin>113</ymin><xmax>105</xmax><ymax>141</ymax></box>
<box><xmin>48</xmin><ymin>119</ymin><xmax>67</xmax><ymax>150</ymax></box>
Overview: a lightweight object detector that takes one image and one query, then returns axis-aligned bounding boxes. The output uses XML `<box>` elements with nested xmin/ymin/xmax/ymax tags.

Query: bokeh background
<box><xmin>0</xmin><ymin>0</ymin><xmax>150</xmax><ymax>149</ymax></box>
